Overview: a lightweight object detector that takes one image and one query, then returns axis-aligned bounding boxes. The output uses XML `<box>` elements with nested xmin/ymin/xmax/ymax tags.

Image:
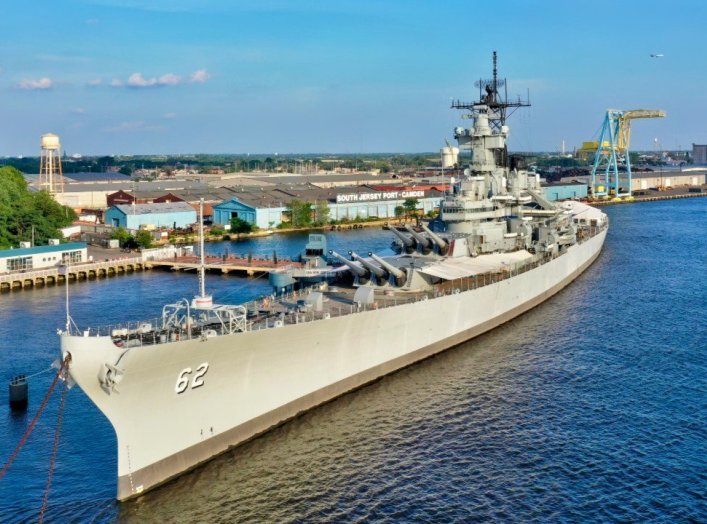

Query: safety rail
<box><xmin>69</xmin><ymin>224</ymin><xmax>606</xmax><ymax>347</ymax></box>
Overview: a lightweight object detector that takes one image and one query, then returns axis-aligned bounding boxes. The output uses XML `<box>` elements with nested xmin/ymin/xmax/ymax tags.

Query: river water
<box><xmin>0</xmin><ymin>199</ymin><xmax>705</xmax><ymax>522</ymax></box>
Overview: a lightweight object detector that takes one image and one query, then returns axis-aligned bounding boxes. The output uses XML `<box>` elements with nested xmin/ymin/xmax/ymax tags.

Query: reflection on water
<box><xmin>1</xmin><ymin>202</ymin><xmax>705</xmax><ymax>522</ymax></box>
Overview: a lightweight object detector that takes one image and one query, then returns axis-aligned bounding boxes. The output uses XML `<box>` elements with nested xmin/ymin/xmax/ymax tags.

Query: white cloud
<box><xmin>124</xmin><ymin>72</ymin><xmax>182</xmax><ymax>88</ymax></box>
<box><xmin>18</xmin><ymin>77</ymin><xmax>53</xmax><ymax>90</ymax></box>
<box><xmin>94</xmin><ymin>70</ymin><xmax>209</xmax><ymax>89</ymax></box>
<box><xmin>163</xmin><ymin>112</ymin><xmax>177</xmax><ymax>119</ymax></box>
<box><xmin>126</xmin><ymin>73</ymin><xmax>157</xmax><ymax>87</ymax></box>
<box><xmin>159</xmin><ymin>73</ymin><xmax>181</xmax><ymax>86</ymax></box>
<box><xmin>190</xmin><ymin>69</ymin><xmax>211</xmax><ymax>83</ymax></box>
<box><xmin>72</xmin><ymin>108</ymin><xmax>86</xmax><ymax>114</ymax></box>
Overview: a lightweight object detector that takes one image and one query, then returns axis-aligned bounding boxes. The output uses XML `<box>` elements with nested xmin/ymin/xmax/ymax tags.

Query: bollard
<box><xmin>9</xmin><ymin>374</ymin><xmax>28</xmax><ymax>410</ymax></box>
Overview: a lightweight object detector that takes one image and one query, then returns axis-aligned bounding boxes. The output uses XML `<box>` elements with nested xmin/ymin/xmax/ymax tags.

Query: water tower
<box><xmin>39</xmin><ymin>133</ymin><xmax>64</xmax><ymax>193</ymax></box>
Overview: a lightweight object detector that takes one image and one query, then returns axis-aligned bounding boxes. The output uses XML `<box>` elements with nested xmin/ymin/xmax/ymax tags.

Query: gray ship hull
<box><xmin>62</xmin><ymin>229</ymin><xmax>606</xmax><ymax>500</ymax></box>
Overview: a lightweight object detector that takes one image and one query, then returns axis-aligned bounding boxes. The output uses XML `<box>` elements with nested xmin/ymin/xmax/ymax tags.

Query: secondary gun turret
<box><xmin>404</xmin><ymin>225</ymin><xmax>433</xmax><ymax>254</ymax></box>
<box><xmin>368</xmin><ymin>253</ymin><xmax>407</xmax><ymax>287</ymax></box>
<box><xmin>420</xmin><ymin>224</ymin><xmax>449</xmax><ymax>255</ymax></box>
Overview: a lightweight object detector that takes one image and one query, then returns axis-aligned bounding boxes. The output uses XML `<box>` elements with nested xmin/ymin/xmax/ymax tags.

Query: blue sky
<box><xmin>1</xmin><ymin>0</ymin><xmax>705</xmax><ymax>156</ymax></box>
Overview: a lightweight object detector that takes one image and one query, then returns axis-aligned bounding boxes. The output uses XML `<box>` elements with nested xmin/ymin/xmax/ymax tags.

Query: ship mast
<box><xmin>450</xmin><ymin>51</ymin><xmax>530</xmax><ymax>133</ymax></box>
<box><xmin>198</xmin><ymin>198</ymin><xmax>206</xmax><ymax>298</ymax></box>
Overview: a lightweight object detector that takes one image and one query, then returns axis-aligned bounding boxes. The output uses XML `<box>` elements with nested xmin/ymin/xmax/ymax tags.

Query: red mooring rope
<box><xmin>0</xmin><ymin>354</ymin><xmax>71</xmax><ymax>484</ymax></box>
<box><xmin>39</xmin><ymin>378</ymin><xmax>69</xmax><ymax>523</ymax></box>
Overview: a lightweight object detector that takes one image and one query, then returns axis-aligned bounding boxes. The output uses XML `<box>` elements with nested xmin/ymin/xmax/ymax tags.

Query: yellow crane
<box><xmin>588</xmin><ymin>108</ymin><xmax>666</xmax><ymax>199</ymax></box>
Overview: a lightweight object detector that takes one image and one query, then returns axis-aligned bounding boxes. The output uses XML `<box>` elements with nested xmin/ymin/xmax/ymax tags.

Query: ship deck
<box><xmin>73</xmin><ymin>224</ymin><xmax>606</xmax><ymax>350</ymax></box>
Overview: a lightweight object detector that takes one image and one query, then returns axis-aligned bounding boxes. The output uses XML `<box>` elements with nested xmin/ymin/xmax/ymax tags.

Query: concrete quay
<box><xmin>0</xmin><ymin>257</ymin><xmax>148</xmax><ymax>293</ymax></box>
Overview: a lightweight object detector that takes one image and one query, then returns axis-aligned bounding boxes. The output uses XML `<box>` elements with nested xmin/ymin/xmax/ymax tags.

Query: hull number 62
<box><xmin>175</xmin><ymin>362</ymin><xmax>209</xmax><ymax>394</ymax></box>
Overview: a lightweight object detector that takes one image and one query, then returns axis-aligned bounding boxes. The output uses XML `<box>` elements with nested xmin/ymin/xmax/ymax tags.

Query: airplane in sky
<box><xmin>650</xmin><ymin>53</ymin><xmax>665</xmax><ymax>58</ymax></box>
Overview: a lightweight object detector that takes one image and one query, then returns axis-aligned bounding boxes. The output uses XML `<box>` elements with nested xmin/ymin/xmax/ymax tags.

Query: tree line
<box><xmin>0</xmin><ymin>166</ymin><xmax>77</xmax><ymax>249</ymax></box>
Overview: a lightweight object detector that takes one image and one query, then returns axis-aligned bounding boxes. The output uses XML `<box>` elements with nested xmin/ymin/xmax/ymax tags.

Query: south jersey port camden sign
<box><xmin>335</xmin><ymin>190</ymin><xmax>425</xmax><ymax>203</ymax></box>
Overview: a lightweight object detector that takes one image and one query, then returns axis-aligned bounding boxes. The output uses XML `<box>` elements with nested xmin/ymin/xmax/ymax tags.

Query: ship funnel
<box><xmin>404</xmin><ymin>225</ymin><xmax>433</xmax><ymax>254</ymax></box>
<box><xmin>368</xmin><ymin>252</ymin><xmax>406</xmax><ymax>287</ymax></box>
<box><xmin>329</xmin><ymin>250</ymin><xmax>368</xmax><ymax>278</ymax></box>
<box><xmin>350</xmin><ymin>251</ymin><xmax>386</xmax><ymax>280</ymax></box>
<box><xmin>389</xmin><ymin>227</ymin><xmax>416</xmax><ymax>254</ymax></box>
<box><xmin>420</xmin><ymin>224</ymin><xmax>449</xmax><ymax>255</ymax></box>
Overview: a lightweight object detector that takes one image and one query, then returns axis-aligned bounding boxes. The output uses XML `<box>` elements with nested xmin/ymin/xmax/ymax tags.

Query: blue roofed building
<box><xmin>213</xmin><ymin>198</ymin><xmax>286</xmax><ymax>230</ymax></box>
<box><xmin>105</xmin><ymin>202</ymin><xmax>197</xmax><ymax>230</ymax></box>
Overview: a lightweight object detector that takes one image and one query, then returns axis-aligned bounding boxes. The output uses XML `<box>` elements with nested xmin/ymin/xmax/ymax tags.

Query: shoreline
<box><xmin>2</xmin><ymin>192</ymin><xmax>703</xmax><ymax>294</ymax></box>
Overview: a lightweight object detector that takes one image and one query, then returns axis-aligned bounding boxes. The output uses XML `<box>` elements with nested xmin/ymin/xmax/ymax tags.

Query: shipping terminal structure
<box><xmin>59</xmin><ymin>55</ymin><xmax>608</xmax><ymax>500</ymax></box>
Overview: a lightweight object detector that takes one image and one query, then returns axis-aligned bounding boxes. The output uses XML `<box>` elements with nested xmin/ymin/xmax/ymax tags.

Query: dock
<box><xmin>591</xmin><ymin>187</ymin><xmax>707</xmax><ymax>206</ymax></box>
<box><xmin>0</xmin><ymin>257</ymin><xmax>148</xmax><ymax>292</ymax></box>
<box><xmin>145</xmin><ymin>255</ymin><xmax>302</xmax><ymax>276</ymax></box>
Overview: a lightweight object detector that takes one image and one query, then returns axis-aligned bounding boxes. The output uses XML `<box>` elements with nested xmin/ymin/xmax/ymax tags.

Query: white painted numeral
<box><xmin>175</xmin><ymin>362</ymin><xmax>209</xmax><ymax>394</ymax></box>
<box><xmin>191</xmin><ymin>362</ymin><xmax>209</xmax><ymax>389</ymax></box>
<box><xmin>175</xmin><ymin>368</ymin><xmax>192</xmax><ymax>394</ymax></box>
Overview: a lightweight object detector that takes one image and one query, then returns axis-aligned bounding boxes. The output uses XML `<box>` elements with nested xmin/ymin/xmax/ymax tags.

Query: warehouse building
<box><xmin>213</xmin><ymin>185</ymin><xmax>443</xmax><ymax>228</ymax></box>
<box><xmin>692</xmin><ymin>144</ymin><xmax>707</xmax><ymax>165</ymax></box>
<box><xmin>105</xmin><ymin>202</ymin><xmax>197</xmax><ymax>230</ymax></box>
<box><xmin>631</xmin><ymin>171</ymin><xmax>706</xmax><ymax>190</ymax></box>
<box><xmin>0</xmin><ymin>242</ymin><xmax>87</xmax><ymax>272</ymax></box>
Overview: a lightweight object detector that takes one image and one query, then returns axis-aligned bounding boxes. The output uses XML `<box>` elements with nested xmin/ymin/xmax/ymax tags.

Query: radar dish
<box><xmin>474</xmin><ymin>78</ymin><xmax>505</xmax><ymax>89</ymax></box>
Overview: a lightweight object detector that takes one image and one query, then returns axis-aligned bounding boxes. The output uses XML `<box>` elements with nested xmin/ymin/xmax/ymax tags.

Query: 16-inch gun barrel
<box><xmin>368</xmin><ymin>253</ymin><xmax>407</xmax><ymax>286</ymax></box>
<box><xmin>329</xmin><ymin>250</ymin><xmax>367</xmax><ymax>278</ymax></box>
<box><xmin>350</xmin><ymin>251</ymin><xmax>386</xmax><ymax>279</ymax></box>
<box><xmin>420</xmin><ymin>224</ymin><xmax>449</xmax><ymax>254</ymax></box>
<box><xmin>404</xmin><ymin>225</ymin><xmax>433</xmax><ymax>253</ymax></box>
<box><xmin>389</xmin><ymin>227</ymin><xmax>415</xmax><ymax>250</ymax></box>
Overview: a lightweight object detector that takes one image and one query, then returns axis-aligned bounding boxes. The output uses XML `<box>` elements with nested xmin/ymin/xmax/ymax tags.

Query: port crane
<box><xmin>588</xmin><ymin>109</ymin><xmax>666</xmax><ymax>199</ymax></box>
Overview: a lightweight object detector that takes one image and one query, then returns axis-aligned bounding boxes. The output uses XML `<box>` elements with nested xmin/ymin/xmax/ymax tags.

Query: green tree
<box><xmin>111</xmin><ymin>227</ymin><xmax>135</xmax><ymax>248</ymax></box>
<box><xmin>135</xmin><ymin>230</ymin><xmax>153</xmax><ymax>249</ymax></box>
<box><xmin>394</xmin><ymin>206</ymin><xmax>405</xmax><ymax>221</ymax></box>
<box><xmin>0</xmin><ymin>166</ymin><xmax>76</xmax><ymax>248</ymax></box>
<box><xmin>313</xmin><ymin>200</ymin><xmax>330</xmax><ymax>226</ymax></box>
<box><xmin>285</xmin><ymin>200</ymin><xmax>313</xmax><ymax>228</ymax></box>
<box><xmin>230</xmin><ymin>217</ymin><xmax>253</xmax><ymax>234</ymax></box>
<box><xmin>403</xmin><ymin>198</ymin><xmax>419</xmax><ymax>219</ymax></box>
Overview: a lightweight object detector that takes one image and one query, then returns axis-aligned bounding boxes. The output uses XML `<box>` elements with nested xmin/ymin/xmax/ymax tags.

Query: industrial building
<box><xmin>692</xmin><ymin>144</ymin><xmax>707</xmax><ymax>165</ymax></box>
<box><xmin>560</xmin><ymin>170</ymin><xmax>706</xmax><ymax>191</ymax></box>
<box><xmin>213</xmin><ymin>185</ymin><xmax>444</xmax><ymax>228</ymax></box>
<box><xmin>106</xmin><ymin>190</ymin><xmax>185</xmax><ymax>207</ymax></box>
<box><xmin>0</xmin><ymin>242</ymin><xmax>87</xmax><ymax>272</ymax></box>
<box><xmin>540</xmin><ymin>182</ymin><xmax>588</xmax><ymax>201</ymax></box>
<box><xmin>631</xmin><ymin>170</ymin><xmax>706</xmax><ymax>190</ymax></box>
<box><xmin>105</xmin><ymin>202</ymin><xmax>197</xmax><ymax>230</ymax></box>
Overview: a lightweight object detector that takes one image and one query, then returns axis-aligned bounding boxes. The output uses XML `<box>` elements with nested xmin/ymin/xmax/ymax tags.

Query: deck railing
<box><xmin>72</xmin><ymin>224</ymin><xmax>606</xmax><ymax>346</ymax></box>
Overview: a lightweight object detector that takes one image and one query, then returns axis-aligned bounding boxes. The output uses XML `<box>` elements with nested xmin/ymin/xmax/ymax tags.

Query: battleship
<box><xmin>60</xmin><ymin>54</ymin><xmax>608</xmax><ymax>500</ymax></box>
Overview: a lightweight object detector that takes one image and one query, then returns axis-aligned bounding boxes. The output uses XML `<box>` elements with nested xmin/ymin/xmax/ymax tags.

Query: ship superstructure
<box><xmin>60</xmin><ymin>54</ymin><xmax>608</xmax><ymax>501</ymax></box>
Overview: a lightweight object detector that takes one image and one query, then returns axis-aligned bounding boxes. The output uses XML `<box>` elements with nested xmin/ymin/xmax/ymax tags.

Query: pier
<box><xmin>0</xmin><ymin>258</ymin><xmax>148</xmax><ymax>292</ymax></box>
<box><xmin>145</xmin><ymin>255</ymin><xmax>302</xmax><ymax>277</ymax></box>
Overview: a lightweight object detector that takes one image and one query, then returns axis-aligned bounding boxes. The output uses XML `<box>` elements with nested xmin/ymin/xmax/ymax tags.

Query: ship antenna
<box><xmin>198</xmin><ymin>198</ymin><xmax>206</xmax><ymax>298</ymax></box>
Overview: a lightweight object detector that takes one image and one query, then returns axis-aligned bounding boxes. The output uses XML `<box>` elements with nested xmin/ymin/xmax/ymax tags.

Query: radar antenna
<box><xmin>451</xmin><ymin>51</ymin><xmax>530</xmax><ymax>133</ymax></box>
